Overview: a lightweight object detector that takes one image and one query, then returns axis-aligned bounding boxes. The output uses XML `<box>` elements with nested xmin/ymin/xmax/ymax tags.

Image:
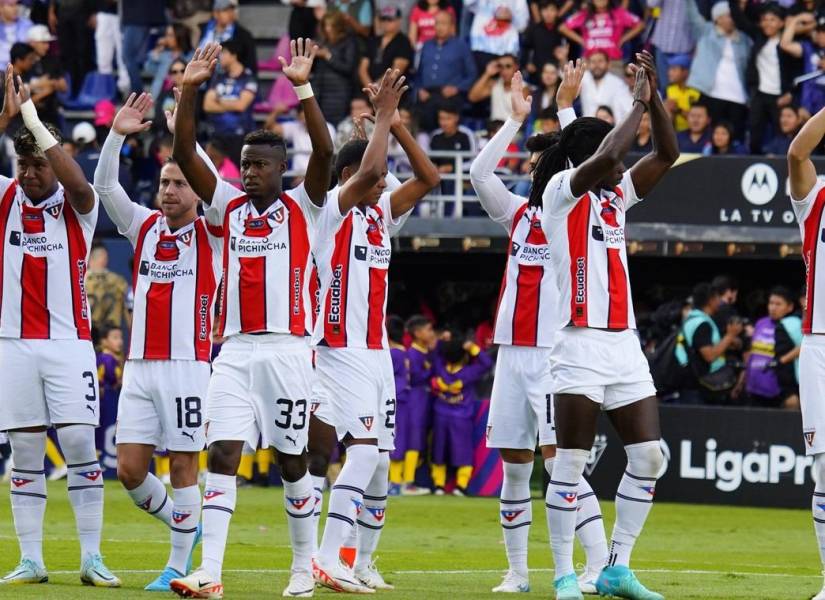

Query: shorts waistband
<box><xmin>226</xmin><ymin>333</ymin><xmax>309</xmax><ymax>347</ymax></box>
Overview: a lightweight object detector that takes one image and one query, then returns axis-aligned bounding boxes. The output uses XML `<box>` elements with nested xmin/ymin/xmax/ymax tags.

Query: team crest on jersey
<box><xmin>366</xmin><ymin>506</ymin><xmax>385</xmax><ymax>521</ymax></box>
<box><xmin>11</xmin><ymin>476</ymin><xmax>33</xmax><ymax>488</ymax></box>
<box><xmin>555</xmin><ymin>491</ymin><xmax>577</xmax><ymax>504</ymax></box>
<box><xmin>243</xmin><ymin>214</ymin><xmax>273</xmax><ymax>237</ymax></box>
<box><xmin>351</xmin><ymin>498</ymin><xmax>364</xmax><ymax>514</ymax></box>
<box><xmin>139</xmin><ymin>496</ymin><xmax>153</xmax><ymax>510</ymax></box>
<box><xmin>806</xmin><ymin>430</ymin><xmax>817</xmax><ymax>446</ymax></box>
<box><xmin>172</xmin><ymin>510</ymin><xmax>192</xmax><ymax>524</ymax></box>
<box><xmin>270</xmin><ymin>206</ymin><xmax>285</xmax><ymax>224</ymax></box>
<box><xmin>47</xmin><ymin>204</ymin><xmax>61</xmax><ymax>219</ymax></box>
<box><xmin>287</xmin><ymin>496</ymin><xmax>312</xmax><ymax>510</ymax></box>
<box><xmin>359</xmin><ymin>416</ymin><xmax>374</xmax><ymax>431</ymax></box>
<box><xmin>204</xmin><ymin>489</ymin><xmax>225</xmax><ymax>500</ymax></box>
<box><xmin>178</xmin><ymin>230</ymin><xmax>193</xmax><ymax>246</ymax></box>
<box><xmin>500</xmin><ymin>509</ymin><xmax>525</xmax><ymax>522</ymax></box>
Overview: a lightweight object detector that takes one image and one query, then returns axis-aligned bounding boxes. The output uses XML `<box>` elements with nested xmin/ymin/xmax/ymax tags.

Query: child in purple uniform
<box><xmin>430</xmin><ymin>335</ymin><xmax>493</xmax><ymax>496</ymax></box>
<box><xmin>96</xmin><ymin>324</ymin><xmax>124</xmax><ymax>453</ymax></box>
<box><xmin>387</xmin><ymin>316</ymin><xmax>411</xmax><ymax>495</ymax></box>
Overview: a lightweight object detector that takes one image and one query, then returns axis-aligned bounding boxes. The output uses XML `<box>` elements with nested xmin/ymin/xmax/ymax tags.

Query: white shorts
<box><xmin>206</xmin><ymin>334</ymin><xmax>312</xmax><ymax>455</ymax></box>
<box><xmin>315</xmin><ymin>346</ymin><xmax>395</xmax><ymax>451</ymax></box>
<box><xmin>310</xmin><ymin>370</ymin><xmax>335</xmax><ymax>427</ymax></box>
<box><xmin>116</xmin><ymin>360</ymin><xmax>209</xmax><ymax>452</ymax></box>
<box><xmin>800</xmin><ymin>335</ymin><xmax>825</xmax><ymax>456</ymax></box>
<box><xmin>550</xmin><ymin>327</ymin><xmax>656</xmax><ymax>410</ymax></box>
<box><xmin>487</xmin><ymin>345</ymin><xmax>556</xmax><ymax>449</ymax></box>
<box><xmin>0</xmin><ymin>338</ymin><xmax>98</xmax><ymax>430</ymax></box>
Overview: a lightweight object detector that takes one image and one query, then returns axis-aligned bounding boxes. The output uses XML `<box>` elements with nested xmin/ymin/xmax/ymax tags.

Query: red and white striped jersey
<box><xmin>494</xmin><ymin>202</ymin><xmax>560</xmax><ymax>347</ymax></box>
<box><xmin>0</xmin><ymin>178</ymin><xmax>97</xmax><ymax>340</ymax></box>
<box><xmin>311</xmin><ymin>187</ymin><xmax>412</xmax><ymax>349</ymax></box>
<box><xmin>205</xmin><ymin>178</ymin><xmax>317</xmax><ymax>338</ymax></box>
<box><xmin>125</xmin><ymin>206</ymin><xmax>223</xmax><ymax>361</ymax></box>
<box><xmin>793</xmin><ymin>179</ymin><xmax>825</xmax><ymax>334</ymax></box>
<box><xmin>542</xmin><ymin>169</ymin><xmax>641</xmax><ymax>330</ymax></box>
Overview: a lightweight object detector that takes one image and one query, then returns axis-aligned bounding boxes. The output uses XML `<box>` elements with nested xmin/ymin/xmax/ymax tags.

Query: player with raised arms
<box><xmin>311</xmin><ymin>69</ymin><xmax>440</xmax><ymax>592</ymax></box>
<box><xmin>469</xmin><ymin>60</ymin><xmax>609</xmax><ymax>595</ymax></box>
<box><xmin>93</xmin><ymin>91</ymin><xmax>224</xmax><ymax>591</ymax></box>
<box><xmin>0</xmin><ymin>65</ymin><xmax>119</xmax><ymax>587</ymax></box>
<box><xmin>787</xmin><ymin>102</ymin><xmax>825</xmax><ymax>600</ymax></box>
<box><xmin>168</xmin><ymin>40</ymin><xmax>334</xmax><ymax>599</ymax></box>
<box><xmin>537</xmin><ymin>51</ymin><xmax>678</xmax><ymax>600</ymax></box>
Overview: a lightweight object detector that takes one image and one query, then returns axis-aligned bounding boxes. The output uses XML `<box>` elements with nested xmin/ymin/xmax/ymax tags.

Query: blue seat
<box><xmin>62</xmin><ymin>72</ymin><xmax>115</xmax><ymax>110</ymax></box>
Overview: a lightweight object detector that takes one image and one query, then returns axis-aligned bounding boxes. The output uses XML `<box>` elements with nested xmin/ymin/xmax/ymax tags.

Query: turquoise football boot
<box><xmin>595</xmin><ymin>565</ymin><xmax>664</xmax><ymax>600</ymax></box>
<box><xmin>554</xmin><ymin>573</ymin><xmax>584</xmax><ymax>600</ymax></box>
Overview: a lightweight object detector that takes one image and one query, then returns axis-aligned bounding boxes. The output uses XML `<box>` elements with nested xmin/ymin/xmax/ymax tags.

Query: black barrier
<box><xmin>585</xmin><ymin>404</ymin><xmax>813</xmax><ymax>508</ymax></box>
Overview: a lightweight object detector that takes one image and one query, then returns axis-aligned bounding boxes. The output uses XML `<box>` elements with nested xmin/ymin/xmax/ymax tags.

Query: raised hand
<box><xmin>634</xmin><ymin>50</ymin><xmax>658</xmax><ymax>95</ymax></box>
<box><xmin>183</xmin><ymin>43</ymin><xmax>221</xmax><ymax>87</ymax></box>
<box><xmin>632</xmin><ymin>64</ymin><xmax>651</xmax><ymax>106</ymax></box>
<box><xmin>359</xmin><ymin>108</ymin><xmax>402</xmax><ymax>128</ymax></box>
<box><xmin>2</xmin><ymin>65</ymin><xmax>30</xmax><ymax>120</ymax></box>
<box><xmin>556</xmin><ymin>58</ymin><xmax>585</xmax><ymax>109</ymax></box>
<box><xmin>164</xmin><ymin>87</ymin><xmax>182</xmax><ymax>134</ymax></box>
<box><xmin>365</xmin><ymin>69</ymin><xmax>408</xmax><ymax>120</ymax></box>
<box><xmin>279</xmin><ymin>38</ymin><xmax>318</xmax><ymax>86</ymax></box>
<box><xmin>113</xmin><ymin>92</ymin><xmax>154</xmax><ymax>136</ymax></box>
<box><xmin>509</xmin><ymin>70</ymin><xmax>532</xmax><ymax>123</ymax></box>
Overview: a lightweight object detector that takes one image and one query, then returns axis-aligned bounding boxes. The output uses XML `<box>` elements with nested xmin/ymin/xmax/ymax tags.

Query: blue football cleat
<box><xmin>554</xmin><ymin>573</ymin><xmax>583</xmax><ymax>600</ymax></box>
<box><xmin>388</xmin><ymin>483</ymin><xmax>402</xmax><ymax>496</ymax></box>
<box><xmin>144</xmin><ymin>566</ymin><xmax>184</xmax><ymax>592</ymax></box>
<box><xmin>595</xmin><ymin>565</ymin><xmax>664</xmax><ymax>600</ymax></box>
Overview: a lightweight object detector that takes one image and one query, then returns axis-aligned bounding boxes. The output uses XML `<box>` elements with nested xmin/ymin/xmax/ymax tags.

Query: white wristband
<box><xmin>293</xmin><ymin>83</ymin><xmax>314</xmax><ymax>100</ymax></box>
<box><xmin>20</xmin><ymin>100</ymin><xmax>58</xmax><ymax>152</ymax></box>
<box><xmin>558</xmin><ymin>107</ymin><xmax>577</xmax><ymax>130</ymax></box>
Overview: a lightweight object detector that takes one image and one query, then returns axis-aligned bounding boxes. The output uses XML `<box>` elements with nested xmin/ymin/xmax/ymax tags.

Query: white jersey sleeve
<box><xmin>316</xmin><ymin>186</ymin><xmax>348</xmax><ymax>240</ymax></box>
<box><xmin>792</xmin><ymin>179</ymin><xmax>825</xmax><ymax>222</ymax></box>
<box><xmin>286</xmin><ymin>182</ymin><xmax>323</xmax><ymax>224</ymax></box>
<box><xmin>381</xmin><ymin>192</ymin><xmax>412</xmax><ymax>237</ymax></box>
<box><xmin>620</xmin><ymin>169</ymin><xmax>643</xmax><ymax>210</ymax></box>
<box><xmin>73</xmin><ymin>186</ymin><xmax>99</xmax><ymax>237</ymax></box>
<box><xmin>205</xmin><ymin>177</ymin><xmax>246</xmax><ymax>227</ymax></box>
<box><xmin>541</xmin><ymin>168</ymin><xmax>577</xmax><ymax>229</ymax></box>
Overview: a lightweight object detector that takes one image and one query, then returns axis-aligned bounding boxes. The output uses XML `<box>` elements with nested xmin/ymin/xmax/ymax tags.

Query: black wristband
<box><xmin>633</xmin><ymin>98</ymin><xmax>650</xmax><ymax>113</ymax></box>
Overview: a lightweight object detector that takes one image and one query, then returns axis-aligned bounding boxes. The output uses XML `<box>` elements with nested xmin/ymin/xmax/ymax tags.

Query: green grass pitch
<box><xmin>0</xmin><ymin>481</ymin><xmax>819</xmax><ymax>599</ymax></box>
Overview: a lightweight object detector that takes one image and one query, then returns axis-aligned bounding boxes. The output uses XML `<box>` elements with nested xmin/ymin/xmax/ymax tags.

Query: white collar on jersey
<box><xmin>19</xmin><ymin>184</ymin><xmax>63</xmax><ymax>212</ymax></box>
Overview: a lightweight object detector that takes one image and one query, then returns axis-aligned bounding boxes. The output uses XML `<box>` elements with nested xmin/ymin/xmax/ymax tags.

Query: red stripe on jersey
<box><xmin>205</xmin><ymin>222</ymin><xmax>224</xmax><ymax>237</ymax></box>
<box><xmin>309</xmin><ymin>263</ymin><xmax>320</xmax><ymax>328</ymax></box>
<box><xmin>606</xmin><ymin>248</ymin><xmax>629</xmax><ymax>329</ymax></box>
<box><xmin>193</xmin><ymin>219</ymin><xmax>216</xmax><ymax>362</ymax></box>
<box><xmin>217</xmin><ymin>197</ymin><xmax>248</xmax><ymax>337</ymax></box>
<box><xmin>238</xmin><ymin>257</ymin><xmax>267</xmax><ymax>333</ymax></box>
<box><xmin>322</xmin><ymin>214</ymin><xmax>354</xmax><ymax>347</ymax></box>
<box><xmin>492</xmin><ymin>203</ymin><xmax>528</xmax><ymax>342</ymax></box>
<box><xmin>63</xmin><ymin>205</ymin><xmax>91</xmax><ymax>340</ymax></box>
<box><xmin>144</xmin><ymin>282</ymin><xmax>174</xmax><ymax>359</ymax></box>
<box><xmin>20</xmin><ymin>254</ymin><xmax>48</xmax><ymax>338</ymax></box>
<box><xmin>366</xmin><ymin>266</ymin><xmax>387</xmax><ymax>348</ymax></box>
<box><xmin>0</xmin><ymin>181</ymin><xmax>17</xmax><ymax>327</ymax></box>
<box><xmin>129</xmin><ymin>212</ymin><xmax>161</xmax><ymax>358</ymax></box>
<box><xmin>567</xmin><ymin>198</ymin><xmax>590</xmax><ymax>327</ymax></box>
<box><xmin>803</xmin><ymin>187</ymin><xmax>825</xmax><ymax>333</ymax></box>
<box><xmin>282</xmin><ymin>192</ymin><xmax>310</xmax><ymax>336</ymax></box>
<box><xmin>512</xmin><ymin>206</ymin><xmax>546</xmax><ymax>346</ymax></box>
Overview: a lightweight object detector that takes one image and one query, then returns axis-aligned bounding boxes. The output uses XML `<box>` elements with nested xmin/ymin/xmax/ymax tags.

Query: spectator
<box><xmin>430</xmin><ymin>105</ymin><xmax>475</xmax><ymax>202</ymax></box>
<box><xmin>203</xmin><ymin>38</ymin><xmax>258</xmax><ymax>161</ymax></box>
<box><xmin>416</xmin><ymin>10</ymin><xmax>477</xmax><ymax>131</ymax></box>
<box><xmin>199</xmin><ymin>0</ymin><xmax>257</xmax><ymax>74</ymax></box>
<box><xmin>121</xmin><ymin>0</ymin><xmax>167</xmax><ymax>94</ymax></box>
<box><xmin>559</xmin><ymin>0</ymin><xmax>644</xmax><ymax>65</ymax></box>
<box><xmin>686</xmin><ymin>0</ymin><xmax>752</xmax><ymax>141</ymax></box>
<box><xmin>522</xmin><ymin>0</ymin><xmax>566</xmax><ymax>81</ymax></box>
<box><xmin>94</xmin><ymin>0</ymin><xmax>128</xmax><ymax>95</ymax></box>
<box><xmin>745</xmin><ymin>286</ymin><xmax>802</xmax><ymax>409</ymax></box>
<box><xmin>632</xmin><ymin>111</ymin><xmax>652</xmax><ymax>152</ymax></box>
<box><xmin>528</xmin><ymin>0</ymin><xmax>574</xmax><ymax>23</ymax></box>
<box><xmin>0</xmin><ymin>0</ymin><xmax>31</xmax><ymax>68</ymax></box>
<box><xmin>468</xmin><ymin>54</ymin><xmax>520</xmax><ymax>121</ymax></box>
<box><xmin>389</xmin><ymin>107</ymin><xmax>431</xmax><ymax>172</ymax></box>
<box><xmin>731</xmin><ymin>2</ymin><xmax>794</xmax><ymax>154</ymax></box>
<box><xmin>152</xmin><ymin>59</ymin><xmax>186</xmax><ymax>133</ymax></box>
<box><xmin>677</xmin><ymin>102</ymin><xmax>713</xmax><ymax>153</ymax></box>
<box><xmin>72</xmin><ymin>121</ymin><xmax>100</xmax><ymax>181</ymax></box>
<box><xmin>533</xmin><ymin>106</ymin><xmax>560</xmax><ymax>133</ymax></box>
<box><xmin>85</xmin><ymin>242</ymin><xmax>130</xmax><ymax>330</ymax></box>
<box><xmin>647</xmin><ymin>0</ymin><xmax>696</xmax><ymax>94</ymax></box>
<box><xmin>466</xmin><ymin>0</ymin><xmax>529</xmax><ymax>72</ymax></box>
<box><xmin>664</xmin><ymin>54</ymin><xmax>700</xmax><ymax>132</ymax></box>
<box><xmin>530</xmin><ymin>61</ymin><xmax>560</xmax><ymax>119</ymax></box>
<box><xmin>93</xmin><ymin>98</ymin><xmax>115</xmax><ymax>140</ymax></box>
<box><xmin>266</xmin><ymin>104</ymin><xmax>336</xmax><ymax>177</ymax></box>
<box><xmin>705</xmin><ymin>120</ymin><xmax>747</xmax><ymax>155</ymax></box>
<box><xmin>284</xmin><ymin>0</ymin><xmax>319</xmax><ymax>40</ymax></box>
<box><xmin>579</xmin><ymin>50</ymin><xmax>633</xmax><ymax>121</ymax></box>
<box><xmin>95</xmin><ymin>323</ymin><xmax>123</xmax><ymax>453</ymax></box>
<box><xmin>764</xmin><ymin>104</ymin><xmax>802</xmax><ymax>155</ymax></box>
<box><xmin>780</xmin><ymin>13</ymin><xmax>825</xmax><ymax>118</ymax></box>
<box><xmin>25</xmin><ymin>26</ymin><xmax>66</xmax><ymax>127</ymax></box>
<box><xmin>205</xmin><ymin>138</ymin><xmax>242</xmax><ymax>189</ymax></box>
<box><xmin>595</xmin><ymin>104</ymin><xmax>615</xmax><ymax>124</ymax></box>
<box><xmin>326</xmin><ymin>0</ymin><xmax>373</xmax><ymax>38</ymax></box>
<box><xmin>145</xmin><ymin>23</ymin><xmax>193</xmax><ymax>99</ymax></box>
<box><xmin>2</xmin><ymin>41</ymin><xmax>40</xmax><ymax>136</ymax></box>
<box><xmin>359</xmin><ymin>7</ymin><xmax>414</xmax><ymax>91</ymax></box>
<box><xmin>313</xmin><ymin>10</ymin><xmax>358</xmax><ymax>126</ymax></box>
<box><xmin>334</xmin><ymin>95</ymin><xmax>375</xmax><ymax>149</ymax></box>
<box><xmin>409</xmin><ymin>0</ymin><xmax>456</xmax><ymax>50</ymax></box>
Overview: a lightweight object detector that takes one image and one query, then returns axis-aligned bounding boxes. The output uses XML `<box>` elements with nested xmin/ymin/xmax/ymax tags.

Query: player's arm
<box><xmin>337</xmin><ymin>69</ymin><xmax>407</xmax><ymax>214</ymax></box>
<box><xmin>279</xmin><ymin>38</ymin><xmax>334</xmax><ymax>206</ymax></box>
<box><xmin>569</xmin><ymin>64</ymin><xmax>649</xmax><ymax>198</ymax></box>
<box><xmin>388</xmin><ymin>116</ymin><xmax>440</xmax><ymax>219</ymax></box>
<box><xmin>628</xmin><ymin>51</ymin><xmax>679</xmax><ymax>198</ymax></box>
<box><xmin>788</xmin><ymin>105</ymin><xmax>825</xmax><ymax>200</ymax></box>
<box><xmin>173</xmin><ymin>43</ymin><xmax>222</xmax><ymax>205</ymax></box>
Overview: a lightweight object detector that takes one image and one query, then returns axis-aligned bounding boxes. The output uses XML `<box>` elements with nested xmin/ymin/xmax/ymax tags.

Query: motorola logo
<box><xmin>740</xmin><ymin>163</ymin><xmax>778</xmax><ymax>206</ymax></box>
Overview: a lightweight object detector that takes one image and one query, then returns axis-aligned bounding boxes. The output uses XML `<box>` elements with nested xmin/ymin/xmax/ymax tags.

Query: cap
<box><xmin>26</xmin><ymin>25</ymin><xmax>55</xmax><ymax>43</ymax></box>
<box><xmin>213</xmin><ymin>0</ymin><xmax>238</xmax><ymax>10</ymax></box>
<box><xmin>710</xmin><ymin>1</ymin><xmax>730</xmax><ymax>22</ymax></box>
<box><xmin>817</xmin><ymin>16</ymin><xmax>825</xmax><ymax>31</ymax></box>
<box><xmin>94</xmin><ymin>99</ymin><xmax>115</xmax><ymax>126</ymax></box>
<box><xmin>71</xmin><ymin>122</ymin><xmax>96</xmax><ymax>145</ymax></box>
<box><xmin>667</xmin><ymin>53</ymin><xmax>692</xmax><ymax>69</ymax></box>
<box><xmin>378</xmin><ymin>6</ymin><xmax>401</xmax><ymax>20</ymax></box>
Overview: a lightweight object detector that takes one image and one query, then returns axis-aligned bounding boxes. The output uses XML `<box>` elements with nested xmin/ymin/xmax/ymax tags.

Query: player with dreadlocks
<box><xmin>539</xmin><ymin>51</ymin><xmax>678</xmax><ymax>600</ymax></box>
<box><xmin>469</xmin><ymin>59</ymin><xmax>608</xmax><ymax>596</ymax></box>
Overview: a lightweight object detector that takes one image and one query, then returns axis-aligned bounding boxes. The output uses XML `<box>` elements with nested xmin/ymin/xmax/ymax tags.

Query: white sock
<box><xmin>169</xmin><ymin>485</ymin><xmax>201</xmax><ymax>575</ymax></box>
<box><xmin>283</xmin><ymin>471</ymin><xmax>315</xmax><ymax>574</ymax></box>
<box><xmin>201</xmin><ymin>472</ymin><xmax>237</xmax><ymax>580</ymax></box>
<box><xmin>8</xmin><ymin>431</ymin><xmax>47</xmax><ymax>568</ymax></box>
<box><xmin>126</xmin><ymin>473</ymin><xmax>173</xmax><ymax>525</ymax></box>
<box><xmin>545</xmin><ymin>448</ymin><xmax>589</xmax><ymax>579</ymax></box>
<box><xmin>609</xmin><ymin>441</ymin><xmax>663</xmax><ymax>568</ymax></box>
<box><xmin>500</xmin><ymin>461</ymin><xmax>533</xmax><ymax>576</ymax></box>
<box><xmin>355</xmin><ymin>452</ymin><xmax>389</xmax><ymax>571</ymax></box>
<box><xmin>311</xmin><ymin>474</ymin><xmax>326</xmax><ymax>556</ymax></box>
<box><xmin>813</xmin><ymin>455</ymin><xmax>825</xmax><ymax>567</ymax></box>
<box><xmin>58</xmin><ymin>425</ymin><xmax>104</xmax><ymax>561</ymax></box>
<box><xmin>318</xmin><ymin>445</ymin><xmax>379</xmax><ymax>567</ymax></box>
<box><xmin>576</xmin><ymin>477</ymin><xmax>608</xmax><ymax>572</ymax></box>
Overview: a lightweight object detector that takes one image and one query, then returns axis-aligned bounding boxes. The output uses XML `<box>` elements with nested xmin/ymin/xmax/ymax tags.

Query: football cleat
<box><xmin>0</xmin><ymin>558</ymin><xmax>48</xmax><ymax>584</ymax></box>
<box><xmin>401</xmin><ymin>484</ymin><xmax>431</xmax><ymax>496</ymax></box>
<box><xmin>145</xmin><ymin>566</ymin><xmax>184</xmax><ymax>592</ymax></box>
<box><xmin>577</xmin><ymin>567</ymin><xmax>600</xmax><ymax>595</ymax></box>
<box><xmin>170</xmin><ymin>568</ymin><xmax>223</xmax><ymax>599</ymax></box>
<box><xmin>354</xmin><ymin>560</ymin><xmax>394</xmax><ymax>590</ymax></box>
<box><xmin>433</xmin><ymin>487</ymin><xmax>446</xmax><ymax>496</ymax></box>
<box><xmin>313</xmin><ymin>559</ymin><xmax>374</xmax><ymax>594</ymax></box>
<box><xmin>388</xmin><ymin>483</ymin><xmax>402</xmax><ymax>496</ymax></box>
<box><xmin>452</xmin><ymin>487</ymin><xmax>467</xmax><ymax>497</ymax></box>
<box><xmin>554</xmin><ymin>573</ymin><xmax>584</xmax><ymax>600</ymax></box>
<box><xmin>282</xmin><ymin>570</ymin><xmax>315</xmax><ymax>597</ymax></box>
<box><xmin>491</xmin><ymin>570</ymin><xmax>530</xmax><ymax>593</ymax></box>
<box><xmin>595</xmin><ymin>566</ymin><xmax>663</xmax><ymax>600</ymax></box>
<box><xmin>339</xmin><ymin>546</ymin><xmax>357</xmax><ymax>569</ymax></box>
<box><xmin>80</xmin><ymin>554</ymin><xmax>121</xmax><ymax>587</ymax></box>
